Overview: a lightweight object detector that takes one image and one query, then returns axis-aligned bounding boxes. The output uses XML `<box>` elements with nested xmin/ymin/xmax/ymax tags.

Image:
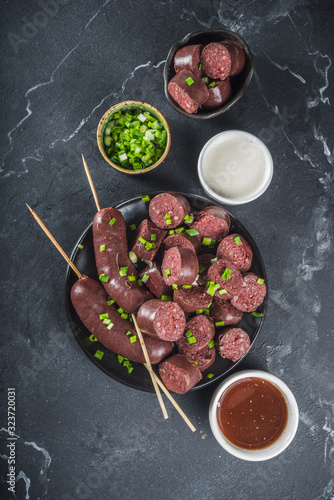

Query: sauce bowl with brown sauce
<box><xmin>209</xmin><ymin>370</ymin><xmax>299</xmax><ymax>461</ymax></box>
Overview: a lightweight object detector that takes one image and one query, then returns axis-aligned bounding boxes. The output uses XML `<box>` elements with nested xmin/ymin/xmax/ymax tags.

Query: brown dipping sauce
<box><xmin>217</xmin><ymin>377</ymin><xmax>288</xmax><ymax>449</ymax></box>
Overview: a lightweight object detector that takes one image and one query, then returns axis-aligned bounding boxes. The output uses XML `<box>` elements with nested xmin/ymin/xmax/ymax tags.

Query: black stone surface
<box><xmin>1</xmin><ymin>1</ymin><xmax>333</xmax><ymax>499</ymax></box>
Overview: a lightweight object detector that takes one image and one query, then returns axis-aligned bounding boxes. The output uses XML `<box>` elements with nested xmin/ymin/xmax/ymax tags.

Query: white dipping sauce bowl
<box><xmin>209</xmin><ymin>370</ymin><xmax>299</xmax><ymax>461</ymax></box>
<box><xmin>198</xmin><ymin>131</ymin><xmax>273</xmax><ymax>205</ymax></box>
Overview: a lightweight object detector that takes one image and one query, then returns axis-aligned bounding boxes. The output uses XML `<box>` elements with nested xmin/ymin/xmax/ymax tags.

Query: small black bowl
<box><xmin>163</xmin><ymin>28</ymin><xmax>254</xmax><ymax>120</ymax></box>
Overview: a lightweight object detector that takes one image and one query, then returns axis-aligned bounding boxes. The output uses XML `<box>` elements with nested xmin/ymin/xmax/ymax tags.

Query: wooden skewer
<box><xmin>132</xmin><ymin>314</ymin><xmax>168</xmax><ymax>419</ymax></box>
<box><xmin>81</xmin><ymin>155</ymin><xmax>168</xmax><ymax>418</ymax></box>
<box><xmin>82</xmin><ymin>155</ymin><xmax>101</xmax><ymax>212</ymax></box>
<box><xmin>26</xmin><ymin>204</ymin><xmax>83</xmax><ymax>280</ymax></box>
<box><xmin>144</xmin><ymin>364</ymin><xmax>196</xmax><ymax>432</ymax></box>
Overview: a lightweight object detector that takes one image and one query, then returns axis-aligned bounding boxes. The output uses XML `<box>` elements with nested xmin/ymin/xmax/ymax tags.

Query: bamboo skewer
<box><xmin>26</xmin><ymin>205</ymin><xmax>83</xmax><ymax>280</ymax></box>
<box><xmin>82</xmin><ymin>155</ymin><xmax>101</xmax><ymax>212</ymax></box>
<box><xmin>132</xmin><ymin>314</ymin><xmax>168</xmax><ymax>420</ymax></box>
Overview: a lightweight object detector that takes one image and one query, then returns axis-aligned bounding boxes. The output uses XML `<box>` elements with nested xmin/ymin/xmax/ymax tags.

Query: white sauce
<box><xmin>201</xmin><ymin>135</ymin><xmax>269</xmax><ymax>200</ymax></box>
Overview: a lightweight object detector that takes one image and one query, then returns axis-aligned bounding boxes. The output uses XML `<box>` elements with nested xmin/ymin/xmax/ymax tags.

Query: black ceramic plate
<box><xmin>163</xmin><ymin>28</ymin><xmax>254</xmax><ymax>120</ymax></box>
<box><xmin>65</xmin><ymin>192</ymin><xmax>267</xmax><ymax>392</ymax></box>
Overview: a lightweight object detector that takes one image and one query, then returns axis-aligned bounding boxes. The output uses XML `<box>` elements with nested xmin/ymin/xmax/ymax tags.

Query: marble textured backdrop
<box><xmin>0</xmin><ymin>0</ymin><xmax>333</xmax><ymax>499</ymax></box>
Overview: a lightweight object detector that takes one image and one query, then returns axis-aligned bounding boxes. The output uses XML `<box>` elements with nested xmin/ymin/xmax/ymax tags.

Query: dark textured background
<box><xmin>1</xmin><ymin>0</ymin><xmax>333</xmax><ymax>499</ymax></box>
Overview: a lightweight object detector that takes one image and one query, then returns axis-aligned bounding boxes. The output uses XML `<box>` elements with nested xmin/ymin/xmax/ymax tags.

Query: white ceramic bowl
<box><xmin>209</xmin><ymin>370</ymin><xmax>299</xmax><ymax>461</ymax></box>
<box><xmin>198</xmin><ymin>131</ymin><xmax>273</xmax><ymax>205</ymax></box>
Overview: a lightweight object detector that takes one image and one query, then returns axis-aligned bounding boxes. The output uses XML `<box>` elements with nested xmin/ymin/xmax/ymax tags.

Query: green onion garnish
<box><xmin>198</xmin><ymin>63</ymin><xmax>202</xmax><ymax>70</ymax></box>
<box><xmin>99</xmin><ymin>313</ymin><xmax>109</xmax><ymax>320</ymax></box>
<box><xmin>172</xmin><ymin>284</ymin><xmax>178</xmax><ymax>289</ymax></box>
<box><xmin>151</xmin><ymin>233</ymin><xmax>156</xmax><ymax>241</ymax></box>
<box><xmin>210</xmin><ymin>257</ymin><xmax>218</xmax><ymax>264</ymax></box>
<box><xmin>126</xmin><ymin>331</ymin><xmax>132</xmax><ymax>335</ymax></box>
<box><xmin>196</xmin><ymin>310</ymin><xmax>203</xmax><ymax>314</ymax></box>
<box><xmin>207</xmin><ymin>373</ymin><xmax>214</xmax><ymax>379</ymax></box>
<box><xmin>209</xmin><ymin>81</ymin><xmax>216</xmax><ymax>87</ymax></box>
<box><xmin>222</xmin><ymin>267</ymin><xmax>232</xmax><ymax>280</ymax></box>
<box><xmin>193</xmin><ymin>360</ymin><xmax>198</xmax><ymax>365</ymax></box>
<box><xmin>119</xmin><ymin>266</ymin><xmax>128</xmax><ymax>276</ymax></box>
<box><xmin>144</xmin><ymin>241</ymin><xmax>155</xmax><ymax>251</ymax></box>
<box><xmin>107</xmin><ymin>299</ymin><xmax>115</xmax><ymax>305</ymax></box>
<box><xmin>186</xmin><ymin>228</ymin><xmax>200</xmax><ymax>236</ymax></box>
<box><xmin>185</xmin><ymin>330</ymin><xmax>192</xmax><ymax>338</ymax></box>
<box><xmin>161</xmin><ymin>295</ymin><xmax>172</xmax><ymax>301</ymax></box>
<box><xmin>257</xmin><ymin>278</ymin><xmax>265</xmax><ymax>284</ymax></box>
<box><xmin>208</xmin><ymin>340</ymin><xmax>215</xmax><ymax>348</ymax></box>
<box><xmin>164</xmin><ymin>268</ymin><xmax>171</xmax><ymax>276</ymax></box>
<box><xmin>99</xmin><ymin>274</ymin><xmax>110</xmax><ymax>283</ymax></box>
<box><xmin>107</xmin><ymin>322</ymin><xmax>114</xmax><ymax>330</ymax></box>
<box><xmin>142</xmin><ymin>195</ymin><xmax>151</xmax><ymax>202</ymax></box>
<box><xmin>117</xmin><ymin>307</ymin><xmax>123</xmax><ymax>314</ymax></box>
<box><xmin>130</xmin><ymin>223</ymin><xmax>136</xmax><ymax>230</ymax></box>
<box><xmin>198</xmin><ymin>265</ymin><xmax>206</xmax><ymax>274</ymax></box>
<box><xmin>109</xmin><ymin>217</ymin><xmax>116</xmax><ymax>226</ymax></box>
<box><xmin>184</xmin><ymin>214</ymin><xmax>193</xmax><ymax>224</ymax></box>
<box><xmin>183</xmin><ymin>284</ymin><xmax>192</xmax><ymax>289</ymax></box>
<box><xmin>206</xmin><ymin>283</ymin><xmax>220</xmax><ymax>296</ymax></box>
<box><xmin>138</xmin><ymin>236</ymin><xmax>146</xmax><ymax>245</ymax></box>
<box><xmin>252</xmin><ymin>311</ymin><xmax>264</xmax><ymax>317</ymax></box>
<box><xmin>202</xmin><ymin>237</ymin><xmax>212</xmax><ymax>246</ymax></box>
<box><xmin>100</xmin><ymin>244</ymin><xmax>106</xmax><ymax>251</ymax></box>
<box><xmin>164</xmin><ymin>213</ymin><xmax>171</xmax><ymax>220</ymax></box>
<box><xmin>129</xmin><ymin>251</ymin><xmax>138</xmax><ymax>264</ymax></box>
<box><xmin>175</xmin><ymin>227</ymin><xmax>185</xmax><ymax>233</ymax></box>
<box><xmin>234</xmin><ymin>235</ymin><xmax>242</xmax><ymax>245</ymax></box>
<box><xmin>77</xmin><ymin>243</ymin><xmax>84</xmax><ymax>249</ymax></box>
<box><xmin>218</xmin><ymin>288</ymin><xmax>227</xmax><ymax>295</ymax></box>
<box><xmin>89</xmin><ymin>334</ymin><xmax>97</xmax><ymax>341</ymax></box>
<box><xmin>215</xmin><ymin>321</ymin><xmax>225</xmax><ymax>326</ymax></box>
<box><xmin>118</xmin><ymin>355</ymin><xmax>124</xmax><ymax>363</ymax></box>
<box><xmin>103</xmin><ymin>318</ymin><xmax>112</xmax><ymax>325</ymax></box>
<box><xmin>121</xmin><ymin>313</ymin><xmax>128</xmax><ymax>319</ymax></box>
<box><xmin>141</xmin><ymin>274</ymin><xmax>149</xmax><ymax>283</ymax></box>
<box><xmin>203</xmin><ymin>307</ymin><xmax>210</xmax><ymax>315</ymax></box>
<box><xmin>137</xmin><ymin>279</ymin><xmax>143</xmax><ymax>286</ymax></box>
<box><xmin>129</xmin><ymin>336</ymin><xmax>137</xmax><ymax>343</ymax></box>
<box><xmin>128</xmin><ymin>275</ymin><xmax>136</xmax><ymax>282</ymax></box>
<box><xmin>94</xmin><ymin>350</ymin><xmax>104</xmax><ymax>360</ymax></box>
<box><xmin>188</xmin><ymin>336</ymin><xmax>197</xmax><ymax>344</ymax></box>
<box><xmin>185</xmin><ymin>77</ymin><xmax>194</xmax><ymax>86</ymax></box>
<box><xmin>169</xmin><ymin>229</ymin><xmax>175</xmax><ymax>235</ymax></box>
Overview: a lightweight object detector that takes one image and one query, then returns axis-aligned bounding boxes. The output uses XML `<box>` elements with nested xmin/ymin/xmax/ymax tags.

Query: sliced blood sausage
<box><xmin>217</xmin><ymin>327</ymin><xmax>251</xmax><ymax>362</ymax></box>
<box><xmin>161</xmin><ymin>232</ymin><xmax>201</xmax><ymax>255</ymax></box>
<box><xmin>139</xmin><ymin>262</ymin><xmax>172</xmax><ymax>299</ymax></box>
<box><xmin>174</xmin><ymin>44</ymin><xmax>204</xmax><ymax>78</ymax></box>
<box><xmin>161</xmin><ymin>247</ymin><xmax>199</xmax><ymax>286</ymax></box>
<box><xmin>173</xmin><ymin>286</ymin><xmax>212</xmax><ymax>314</ymax></box>
<box><xmin>137</xmin><ymin>299</ymin><xmax>186</xmax><ymax>342</ymax></box>
<box><xmin>149</xmin><ymin>192</ymin><xmax>191</xmax><ymax>229</ymax></box>
<box><xmin>201</xmin><ymin>42</ymin><xmax>232</xmax><ymax>80</ymax></box>
<box><xmin>197</xmin><ymin>253</ymin><xmax>216</xmax><ymax>286</ymax></box>
<box><xmin>220</xmin><ymin>40</ymin><xmax>246</xmax><ymax>76</ymax></box>
<box><xmin>168</xmin><ymin>69</ymin><xmax>209</xmax><ymax>114</ymax></box>
<box><xmin>130</xmin><ymin>219</ymin><xmax>167</xmax><ymax>261</ymax></box>
<box><xmin>158</xmin><ymin>354</ymin><xmax>202</xmax><ymax>394</ymax></box>
<box><xmin>190</xmin><ymin>206</ymin><xmax>230</xmax><ymax>242</ymax></box>
<box><xmin>183</xmin><ymin>345</ymin><xmax>216</xmax><ymax>372</ymax></box>
<box><xmin>207</xmin><ymin>259</ymin><xmax>243</xmax><ymax>300</ymax></box>
<box><xmin>230</xmin><ymin>273</ymin><xmax>266</xmax><ymax>312</ymax></box>
<box><xmin>202</xmin><ymin>79</ymin><xmax>232</xmax><ymax>110</ymax></box>
<box><xmin>210</xmin><ymin>297</ymin><xmax>243</xmax><ymax>325</ymax></box>
<box><xmin>93</xmin><ymin>208</ymin><xmax>151</xmax><ymax>313</ymax></box>
<box><xmin>217</xmin><ymin>233</ymin><xmax>253</xmax><ymax>272</ymax></box>
<box><xmin>71</xmin><ymin>276</ymin><xmax>173</xmax><ymax>364</ymax></box>
<box><xmin>177</xmin><ymin>314</ymin><xmax>215</xmax><ymax>354</ymax></box>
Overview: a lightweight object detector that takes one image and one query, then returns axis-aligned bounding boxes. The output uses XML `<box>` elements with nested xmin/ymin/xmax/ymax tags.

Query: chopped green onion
<box><xmin>166</xmin><ymin>219</ymin><xmax>171</xmax><ymax>225</ymax></box>
<box><xmin>198</xmin><ymin>63</ymin><xmax>202</xmax><ymax>70</ymax></box>
<box><xmin>119</xmin><ymin>266</ymin><xmax>128</xmax><ymax>276</ymax></box>
<box><xmin>188</xmin><ymin>336</ymin><xmax>197</xmax><ymax>344</ymax></box>
<box><xmin>150</xmin><ymin>233</ymin><xmax>156</xmax><ymax>241</ymax></box>
<box><xmin>107</xmin><ymin>299</ymin><xmax>115</xmax><ymax>305</ymax></box>
<box><xmin>77</xmin><ymin>243</ymin><xmax>84</xmax><ymax>249</ymax></box>
<box><xmin>99</xmin><ymin>313</ymin><xmax>109</xmax><ymax>320</ymax></box>
<box><xmin>183</xmin><ymin>284</ymin><xmax>192</xmax><ymax>289</ymax></box>
<box><xmin>186</xmin><ymin>228</ymin><xmax>200</xmax><ymax>236</ymax></box>
<box><xmin>137</xmin><ymin>113</ymin><xmax>146</xmax><ymax>122</ymax></box>
<box><xmin>130</xmin><ymin>223</ymin><xmax>137</xmax><ymax>230</ymax></box>
<box><xmin>203</xmin><ymin>307</ymin><xmax>210</xmax><ymax>315</ymax></box>
<box><xmin>210</xmin><ymin>257</ymin><xmax>218</xmax><ymax>264</ymax></box>
<box><xmin>169</xmin><ymin>229</ymin><xmax>175</xmax><ymax>235</ymax></box>
<box><xmin>100</xmin><ymin>244</ymin><xmax>106</xmax><ymax>251</ymax></box>
<box><xmin>99</xmin><ymin>274</ymin><xmax>110</xmax><ymax>283</ymax></box>
<box><xmin>138</xmin><ymin>236</ymin><xmax>146</xmax><ymax>245</ymax></box>
<box><xmin>142</xmin><ymin>195</ymin><xmax>151</xmax><ymax>202</ymax></box>
<box><xmin>257</xmin><ymin>278</ymin><xmax>265</xmax><ymax>284</ymax></box>
<box><xmin>129</xmin><ymin>251</ymin><xmax>138</xmax><ymax>264</ymax></box>
<box><xmin>218</xmin><ymin>289</ymin><xmax>228</xmax><ymax>295</ymax></box>
<box><xmin>94</xmin><ymin>350</ymin><xmax>104</xmax><ymax>360</ymax></box>
<box><xmin>234</xmin><ymin>235</ymin><xmax>242</xmax><ymax>245</ymax></box>
<box><xmin>128</xmin><ymin>275</ymin><xmax>136</xmax><ymax>282</ymax></box>
<box><xmin>215</xmin><ymin>321</ymin><xmax>225</xmax><ymax>326</ymax></box>
<box><xmin>184</xmin><ymin>214</ymin><xmax>193</xmax><ymax>224</ymax></box>
<box><xmin>117</xmin><ymin>307</ymin><xmax>123</xmax><ymax>314</ymax></box>
<box><xmin>202</xmin><ymin>237</ymin><xmax>212</xmax><ymax>246</ymax></box>
<box><xmin>144</xmin><ymin>241</ymin><xmax>155</xmax><ymax>251</ymax></box>
<box><xmin>161</xmin><ymin>295</ymin><xmax>172</xmax><ymax>301</ymax></box>
<box><xmin>193</xmin><ymin>360</ymin><xmax>198</xmax><ymax>365</ymax></box>
<box><xmin>202</xmin><ymin>76</ymin><xmax>209</xmax><ymax>84</ymax></box>
<box><xmin>185</xmin><ymin>76</ymin><xmax>194</xmax><ymax>86</ymax></box>
<box><xmin>195</xmin><ymin>309</ymin><xmax>203</xmax><ymax>314</ymax></box>
<box><xmin>137</xmin><ymin>279</ymin><xmax>143</xmax><ymax>286</ymax></box>
<box><xmin>164</xmin><ymin>213</ymin><xmax>171</xmax><ymax>220</ymax></box>
<box><xmin>172</xmin><ymin>284</ymin><xmax>178</xmax><ymax>289</ymax></box>
<box><xmin>126</xmin><ymin>331</ymin><xmax>132</xmax><ymax>335</ymax></box>
<box><xmin>198</xmin><ymin>265</ymin><xmax>206</xmax><ymax>274</ymax></box>
<box><xmin>121</xmin><ymin>313</ymin><xmax>128</xmax><ymax>319</ymax></box>
<box><xmin>164</xmin><ymin>268</ymin><xmax>171</xmax><ymax>276</ymax></box>
<box><xmin>252</xmin><ymin>311</ymin><xmax>264</xmax><ymax>317</ymax></box>
<box><xmin>109</xmin><ymin>217</ymin><xmax>116</xmax><ymax>226</ymax></box>
<box><xmin>118</xmin><ymin>355</ymin><xmax>125</xmax><ymax>363</ymax></box>
<box><xmin>206</xmin><ymin>283</ymin><xmax>220</xmax><ymax>296</ymax></box>
<box><xmin>175</xmin><ymin>227</ymin><xmax>185</xmax><ymax>233</ymax></box>
<box><xmin>107</xmin><ymin>322</ymin><xmax>114</xmax><ymax>330</ymax></box>
<box><xmin>209</xmin><ymin>81</ymin><xmax>216</xmax><ymax>87</ymax></box>
<box><xmin>129</xmin><ymin>336</ymin><xmax>137</xmax><ymax>343</ymax></box>
<box><xmin>89</xmin><ymin>334</ymin><xmax>97</xmax><ymax>341</ymax></box>
<box><xmin>141</xmin><ymin>274</ymin><xmax>149</xmax><ymax>283</ymax></box>
<box><xmin>207</xmin><ymin>373</ymin><xmax>214</xmax><ymax>379</ymax></box>
<box><xmin>185</xmin><ymin>329</ymin><xmax>193</xmax><ymax>338</ymax></box>
<box><xmin>208</xmin><ymin>340</ymin><xmax>215</xmax><ymax>348</ymax></box>
<box><xmin>222</xmin><ymin>267</ymin><xmax>232</xmax><ymax>280</ymax></box>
